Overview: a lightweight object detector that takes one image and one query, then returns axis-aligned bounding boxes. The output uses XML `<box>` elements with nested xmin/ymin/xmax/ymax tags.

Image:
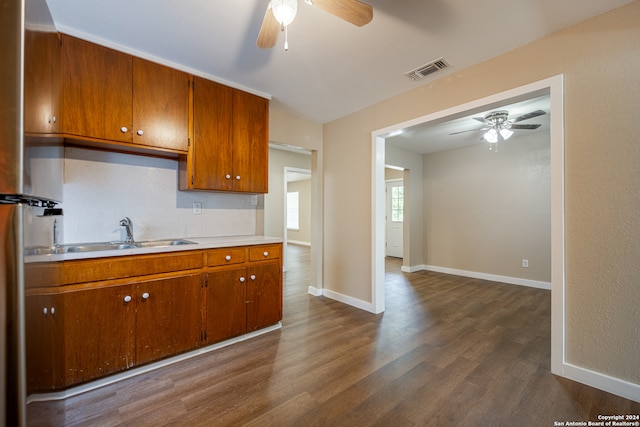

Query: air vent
<box><xmin>404</xmin><ymin>57</ymin><xmax>451</xmax><ymax>81</ymax></box>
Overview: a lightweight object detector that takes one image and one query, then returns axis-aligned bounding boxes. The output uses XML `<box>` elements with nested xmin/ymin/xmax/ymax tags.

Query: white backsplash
<box><xmin>34</xmin><ymin>147</ymin><xmax>258</xmax><ymax>245</ymax></box>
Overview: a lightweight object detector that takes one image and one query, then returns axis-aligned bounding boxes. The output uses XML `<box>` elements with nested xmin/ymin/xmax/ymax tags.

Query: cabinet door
<box><xmin>60</xmin><ymin>34</ymin><xmax>133</xmax><ymax>142</ymax></box>
<box><xmin>24</xmin><ymin>30</ymin><xmax>60</xmax><ymax>134</ymax></box>
<box><xmin>207</xmin><ymin>268</ymin><xmax>247</xmax><ymax>343</ymax></box>
<box><xmin>60</xmin><ymin>285</ymin><xmax>135</xmax><ymax>387</ymax></box>
<box><xmin>135</xmin><ymin>274</ymin><xmax>203</xmax><ymax>365</ymax></box>
<box><xmin>246</xmin><ymin>262</ymin><xmax>282</xmax><ymax>331</ymax></box>
<box><xmin>232</xmin><ymin>90</ymin><xmax>269</xmax><ymax>193</ymax></box>
<box><xmin>133</xmin><ymin>58</ymin><xmax>189</xmax><ymax>152</ymax></box>
<box><xmin>25</xmin><ymin>294</ymin><xmax>60</xmax><ymax>392</ymax></box>
<box><xmin>191</xmin><ymin>77</ymin><xmax>234</xmax><ymax>190</ymax></box>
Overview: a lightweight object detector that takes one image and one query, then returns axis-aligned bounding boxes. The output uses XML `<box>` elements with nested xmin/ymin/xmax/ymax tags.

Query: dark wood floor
<box><xmin>27</xmin><ymin>246</ymin><xmax>639</xmax><ymax>426</ymax></box>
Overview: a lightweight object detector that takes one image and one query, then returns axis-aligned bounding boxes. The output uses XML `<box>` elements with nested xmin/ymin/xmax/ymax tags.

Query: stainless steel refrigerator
<box><xmin>1</xmin><ymin>0</ymin><xmax>60</xmax><ymax>425</ymax></box>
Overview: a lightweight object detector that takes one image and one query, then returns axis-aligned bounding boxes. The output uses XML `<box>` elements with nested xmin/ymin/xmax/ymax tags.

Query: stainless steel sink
<box><xmin>133</xmin><ymin>239</ymin><xmax>196</xmax><ymax>248</ymax></box>
<box><xmin>25</xmin><ymin>239</ymin><xmax>196</xmax><ymax>256</ymax></box>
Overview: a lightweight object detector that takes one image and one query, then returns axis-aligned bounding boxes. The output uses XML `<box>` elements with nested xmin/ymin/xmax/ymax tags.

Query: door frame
<box><xmin>283</xmin><ymin>166</ymin><xmax>312</xmax><ymax>272</ymax></box>
<box><xmin>371</xmin><ymin>75</ymin><xmax>565</xmax><ymax>375</ymax></box>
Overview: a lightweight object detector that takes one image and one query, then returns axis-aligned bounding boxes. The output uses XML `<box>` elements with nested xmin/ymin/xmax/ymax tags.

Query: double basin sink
<box><xmin>25</xmin><ymin>239</ymin><xmax>196</xmax><ymax>256</ymax></box>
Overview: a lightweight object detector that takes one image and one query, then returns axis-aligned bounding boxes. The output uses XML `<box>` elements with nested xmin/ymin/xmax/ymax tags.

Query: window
<box><xmin>391</xmin><ymin>186</ymin><xmax>404</xmax><ymax>222</ymax></box>
<box><xmin>287</xmin><ymin>191</ymin><xmax>299</xmax><ymax>230</ymax></box>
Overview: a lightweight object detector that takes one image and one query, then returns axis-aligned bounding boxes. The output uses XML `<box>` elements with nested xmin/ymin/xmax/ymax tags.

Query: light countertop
<box><xmin>25</xmin><ymin>235</ymin><xmax>283</xmax><ymax>263</ymax></box>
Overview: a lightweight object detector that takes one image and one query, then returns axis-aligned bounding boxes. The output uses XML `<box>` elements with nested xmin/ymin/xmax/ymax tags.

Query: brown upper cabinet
<box><xmin>24</xmin><ymin>33</ymin><xmax>269</xmax><ymax>191</ymax></box>
<box><xmin>57</xmin><ymin>34</ymin><xmax>189</xmax><ymax>153</ymax></box>
<box><xmin>180</xmin><ymin>76</ymin><xmax>269</xmax><ymax>193</ymax></box>
<box><xmin>24</xmin><ymin>30</ymin><xmax>61</xmax><ymax>135</ymax></box>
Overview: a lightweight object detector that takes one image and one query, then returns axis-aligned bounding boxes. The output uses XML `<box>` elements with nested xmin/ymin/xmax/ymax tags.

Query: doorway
<box><xmin>371</xmin><ymin>75</ymin><xmax>565</xmax><ymax>375</ymax></box>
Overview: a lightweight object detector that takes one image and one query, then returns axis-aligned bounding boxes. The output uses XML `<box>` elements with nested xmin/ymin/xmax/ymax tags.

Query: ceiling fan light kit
<box><xmin>256</xmin><ymin>0</ymin><xmax>373</xmax><ymax>51</ymax></box>
<box><xmin>448</xmin><ymin>109</ymin><xmax>546</xmax><ymax>152</ymax></box>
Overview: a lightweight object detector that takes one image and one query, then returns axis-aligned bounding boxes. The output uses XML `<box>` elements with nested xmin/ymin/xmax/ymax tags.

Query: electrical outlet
<box><xmin>192</xmin><ymin>202</ymin><xmax>202</xmax><ymax>215</ymax></box>
<box><xmin>522</xmin><ymin>259</ymin><xmax>529</xmax><ymax>268</ymax></box>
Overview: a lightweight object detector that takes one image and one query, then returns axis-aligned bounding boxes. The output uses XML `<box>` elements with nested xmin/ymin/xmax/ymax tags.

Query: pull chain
<box><xmin>284</xmin><ymin>25</ymin><xmax>289</xmax><ymax>51</ymax></box>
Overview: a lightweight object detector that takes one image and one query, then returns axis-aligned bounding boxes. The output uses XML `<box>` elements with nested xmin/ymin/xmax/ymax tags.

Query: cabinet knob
<box><xmin>225</xmin><ymin>174</ymin><xmax>231</xmax><ymax>179</ymax></box>
<box><xmin>52</xmin><ymin>116</ymin><xmax>57</xmax><ymax>124</ymax></box>
<box><xmin>225</xmin><ymin>255</ymin><xmax>232</xmax><ymax>261</ymax></box>
<box><xmin>142</xmin><ymin>292</ymin><xmax>150</xmax><ymax>300</ymax></box>
<box><xmin>137</xmin><ymin>129</ymin><xmax>144</xmax><ymax>136</ymax></box>
<box><xmin>263</xmin><ymin>251</ymin><xmax>269</xmax><ymax>257</ymax></box>
<box><xmin>239</xmin><ymin>277</ymin><xmax>246</xmax><ymax>283</ymax></box>
<box><xmin>43</xmin><ymin>307</ymin><xmax>48</xmax><ymax>315</ymax></box>
<box><xmin>124</xmin><ymin>295</ymin><xmax>132</xmax><ymax>303</ymax></box>
<box><xmin>250</xmin><ymin>275</ymin><xmax>256</xmax><ymax>281</ymax></box>
<box><xmin>51</xmin><ymin>307</ymin><xmax>55</xmax><ymax>315</ymax></box>
<box><xmin>235</xmin><ymin>175</ymin><xmax>241</xmax><ymax>180</ymax></box>
<box><xmin>120</xmin><ymin>126</ymin><xmax>129</xmax><ymax>133</ymax></box>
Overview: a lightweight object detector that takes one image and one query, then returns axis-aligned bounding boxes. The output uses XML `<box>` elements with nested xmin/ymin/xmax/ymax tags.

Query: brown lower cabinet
<box><xmin>25</xmin><ymin>243</ymin><xmax>282</xmax><ymax>394</ymax></box>
<box><xmin>26</xmin><ymin>273</ymin><xmax>202</xmax><ymax>392</ymax></box>
<box><xmin>206</xmin><ymin>261</ymin><xmax>282</xmax><ymax>344</ymax></box>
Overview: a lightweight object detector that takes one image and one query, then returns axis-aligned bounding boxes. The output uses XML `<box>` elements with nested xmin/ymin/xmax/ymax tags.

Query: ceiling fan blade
<box><xmin>256</xmin><ymin>5</ymin><xmax>280</xmax><ymax>49</ymax></box>
<box><xmin>310</xmin><ymin>0</ymin><xmax>373</xmax><ymax>26</ymax></box>
<box><xmin>511</xmin><ymin>109</ymin><xmax>546</xmax><ymax>123</ymax></box>
<box><xmin>510</xmin><ymin>124</ymin><xmax>542</xmax><ymax>130</ymax></box>
<box><xmin>449</xmin><ymin>127</ymin><xmax>488</xmax><ymax>135</ymax></box>
<box><xmin>472</xmin><ymin>117</ymin><xmax>487</xmax><ymax>124</ymax></box>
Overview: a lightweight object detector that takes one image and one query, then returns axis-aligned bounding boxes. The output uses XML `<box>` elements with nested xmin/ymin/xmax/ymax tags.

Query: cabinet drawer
<box><xmin>208</xmin><ymin>247</ymin><xmax>246</xmax><ymax>266</ymax></box>
<box><xmin>249</xmin><ymin>244</ymin><xmax>281</xmax><ymax>262</ymax></box>
<box><xmin>25</xmin><ymin>251</ymin><xmax>203</xmax><ymax>288</ymax></box>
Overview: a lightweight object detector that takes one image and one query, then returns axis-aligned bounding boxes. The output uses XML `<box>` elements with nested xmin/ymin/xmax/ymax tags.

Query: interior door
<box><xmin>385</xmin><ymin>180</ymin><xmax>404</xmax><ymax>258</ymax></box>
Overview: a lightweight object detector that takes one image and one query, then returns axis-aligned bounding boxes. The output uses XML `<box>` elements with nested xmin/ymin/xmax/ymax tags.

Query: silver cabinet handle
<box><xmin>137</xmin><ymin>129</ymin><xmax>144</xmax><ymax>136</ymax></box>
<box><xmin>250</xmin><ymin>275</ymin><xmax>256</xmax><ymax>281</ymax></box>
<box><xmin>225</xmin><ymin>255</ymin><xmax>232</xmax><ymax>261</ymax></box>
<box><xmin>43</xmin><ymin>307</ymin><xmax>48</xmax><ymax>315</ymax></box>
<box><xmin>51</xmin><ymin>307</ymin><xmax>55</xmax><ymax>315</ymax></box>
<box><xmin>239</xmin><ymin>277</ymin><xmax>246</xmax><ymax>283</ymax></box>
<box><xmin>263</xmin><ymin>251</ymin><xmax>269</xmax><ymax>257</ymax></box>
<box><xmin>142</xmin><ymin>292</ymin><xmax>150</xmax><ymax>300</ymax></box>
<box><xmin>52</xmin><ymin>116</ymin><xmax>57</xmax><ymax>124</ymax></box>
<box><xmin>235</xmin><ymin>175</ymin><xmax>241</xmax><ymax>180</ymax></box>
<box><xmin>124</xmin><ymin>295</ymin><xmax>132</xmax><ymax>303</ymax></box>
<box><xmin>120</xmin><ymin>126</ymin><xmax>128</xmax><ymax>133</ymax></box>
<box><xmin>225</xmin><ymin>174</ymin><xmax>231</xmax><ymax>179</ymax></box>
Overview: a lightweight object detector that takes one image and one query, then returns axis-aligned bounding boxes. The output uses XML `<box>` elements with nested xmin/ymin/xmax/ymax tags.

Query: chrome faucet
<box><xmin>119</xmin><ymin>217</ymin><xmax>134</xmax><ymax>243</ymax></box>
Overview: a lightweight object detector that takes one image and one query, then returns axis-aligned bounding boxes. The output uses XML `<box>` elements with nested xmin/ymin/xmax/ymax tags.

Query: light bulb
<box><xmin>484</xmin><ymin>129</ymin><xmax>498</xmax><ymax>143</ymax></box>
<box><xmin>500</xmin><ymin>128</ymin><xmax>514</xmax><ymax>140</ymax></box>
<box><xmin>271</xmin><ymin>0</ymin><xmax>298</xmax><ymax>26</ymax></box>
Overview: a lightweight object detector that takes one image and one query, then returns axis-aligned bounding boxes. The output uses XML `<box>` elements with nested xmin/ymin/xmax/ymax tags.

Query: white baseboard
<box><xmin>561</xmin><ymin>362</ymin><xmax>640</xmax><ymax>403</ymax></box>
<box><xmin>307</xmin><ymin>286</ymin><xmax>323</xmax><ymax>296</ymax></box>
<box><xmin>287</xmin><ymin>240</ymin><xmax>311</xmax><ymax>246</ymax></box>
<box><xmin>308</xmin><ymin>287</ymin><xmax>376</xmax><ymax>313</ymax></box>
<box><xmin>406</xmin><ymin>264</ymin><xmax>551</xmax><ymax>290</ymax></box>
<box><xmin>321</xmin><ymin>289</ymin><xmax>376</xmax><ymax>313</ymax></box>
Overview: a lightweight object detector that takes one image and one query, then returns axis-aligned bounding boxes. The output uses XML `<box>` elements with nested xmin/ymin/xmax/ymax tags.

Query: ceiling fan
<box><xmin>257</xmin><ymin>0</ymin><xmax>373</xmax><ymax>51</ymax></box>
<box><xmin>449</xmin><ymin>109</ymin><xmax>547</xmax><ymax>151</ymax></box>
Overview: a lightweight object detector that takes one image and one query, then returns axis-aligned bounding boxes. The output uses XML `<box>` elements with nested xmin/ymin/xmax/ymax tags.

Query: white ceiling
<box><xmin>45</xmin><ymin>0</ymin><xmax>633</xmax><ymax>127</ymax></box>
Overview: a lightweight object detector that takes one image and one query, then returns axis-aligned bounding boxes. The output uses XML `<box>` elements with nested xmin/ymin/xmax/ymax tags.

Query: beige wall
<box><xmin>423</xmin><ymin>133</ymin><xmax>551</xmax><ymax>282</ymax></box>
<box><xmin>385</xmin><ymin>167</ymin><xmax>403</xmax><ymax>180</ymax></box>
<box><xmin>287</xmin><ymin>179</ymin><xmax>311</xmax><ymax>244</ymax></box>
<box><xmin>323</xmin><ymin>2</ymin><xmax>640</xmax><ymax>386</ymax></box>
